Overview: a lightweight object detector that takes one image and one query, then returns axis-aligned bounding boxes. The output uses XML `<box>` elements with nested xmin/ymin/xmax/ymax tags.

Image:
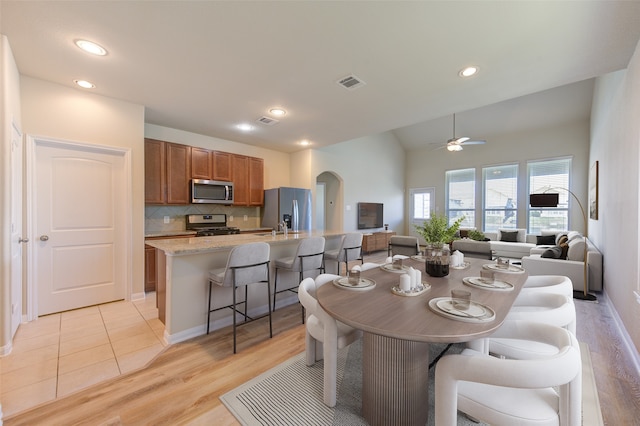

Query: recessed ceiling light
<box><xmin>74</xmin><ymin>79</ymin><xmax>96</xmax><ymax>89</ymax></box>
<box><xmin>299</xmin><ymin>140</ymin><xmax>311</xmax><ymax>146</ymax></box>
<box><xmin>75</xmin><ymin>39</ymin><xmax>107</xmax><ymax>56</ymax></box>
<box><xmin>269</xmin><ymin>108</ymin><xmax>286</xmax><ymax>117</ymax></box>
<box><xmin>237</xmin><ymin>123</ymin><xmax>254</xmax><ymax>132</ymax></box>
<box><xmin>459</xmin><ymin>66</ymin><xmax>478</xmax><ymax>78</ymax></box>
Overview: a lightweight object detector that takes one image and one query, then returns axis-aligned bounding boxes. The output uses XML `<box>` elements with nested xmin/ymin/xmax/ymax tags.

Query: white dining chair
<box><xmin>298</xmin><ymin>274</ymin><xmax>362</xmax><ymax>407</ymax></box>
<box><xmin>436</xmin><ymin>320</ymin><xmax>582</xmax><ymax>426</ymax></box>
<box><xmin>469</xmin><ymin>291</ymin><xmax>576</xmax><ymax>359</ymax></box>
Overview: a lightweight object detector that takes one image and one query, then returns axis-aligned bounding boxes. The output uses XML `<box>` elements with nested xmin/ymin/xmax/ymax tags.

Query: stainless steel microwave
<box><xmin>191</xmin><ymin>179</ymin><xmax>234</xmax><ymax>204</ymax></box>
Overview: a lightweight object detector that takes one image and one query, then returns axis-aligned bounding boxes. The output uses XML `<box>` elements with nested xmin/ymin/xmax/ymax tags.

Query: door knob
<box><xmin>19</xmin><ymin>237</ymin><xmax>29</xmax><ymax>243</ymax></box>
<box><xmin>40</xmin><ymin>235</ymin><xmax>49</xmax><ymax>241</ymax></box>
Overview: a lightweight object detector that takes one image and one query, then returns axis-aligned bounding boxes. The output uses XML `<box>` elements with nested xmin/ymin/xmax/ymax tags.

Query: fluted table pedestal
<box><xmin>362</xmin><ymin>332</ymin><xmax>429</xmax><ymax>426</ymax></box>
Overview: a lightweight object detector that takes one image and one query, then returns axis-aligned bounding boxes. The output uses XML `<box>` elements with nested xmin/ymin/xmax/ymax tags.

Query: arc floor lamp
<box><xmin>529</xmin><ymin>190</ymin><xmax>597</xmax><ymax>301</ymax></box>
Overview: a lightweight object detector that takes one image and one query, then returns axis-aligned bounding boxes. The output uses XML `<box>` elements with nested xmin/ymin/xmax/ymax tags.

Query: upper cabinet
<box><xmin>190</xmin><ymin>147</ymin><xmax>212</xmax><ymax>180</ymax></box>
<box><xmin>213</xmin><ymin>151</ymin><xmax>232</xmax><ymax>181</ymax></box>
<box><xmin>231</xmin><ymin>155</ymin><xmax>264</xmax><ymax>206</ymax></box>
<box><xmin>249</xmin><ymin>157</ymin><xmax>264</xmax><ymax>206</ymax></box>
<box><xmin>145</xmin><ymin>139</ymin><xmax>263</xmax><ymax>206</ymax></box>
<box><xmin>231</xmin><ymin>154</ymin><xmax>249</xmax><ymax>206</ymax></box>
<box><xmin>145</xmin><ymin>139</ymin><xmax>190</xmax><ymax>205</ymax></box>
<box><xmin>144</xmin><ymin>139</ymin><xmax>166</xmax><ymax>204</ymax></box>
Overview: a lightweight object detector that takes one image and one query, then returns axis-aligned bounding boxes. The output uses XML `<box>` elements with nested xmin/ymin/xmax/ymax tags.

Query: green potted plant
<box><xmin>414</xmin><ymin>214</ymin><xmax>465</xmax><ymax>277</ymax></box>
<box><xmin>468</xmin><ymin>229</ymin><xmax>486</xmax><ymax>241</ymax></box>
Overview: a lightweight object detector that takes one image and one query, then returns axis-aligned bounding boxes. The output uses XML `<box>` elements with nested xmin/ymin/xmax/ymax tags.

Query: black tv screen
<box><xmin>357</xmin><ymin>202</ymin><xmax>383</xmax><ymax>229</ymax></box>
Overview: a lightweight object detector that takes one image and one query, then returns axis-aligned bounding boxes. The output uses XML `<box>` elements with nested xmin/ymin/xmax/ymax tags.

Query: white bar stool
<box><xmin>207</xmin><ymin>242</ymin><xmax>272</xmax><ymax>354</ymax></box>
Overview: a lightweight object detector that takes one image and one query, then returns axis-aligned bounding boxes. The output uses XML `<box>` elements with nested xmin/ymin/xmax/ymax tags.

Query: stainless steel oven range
<box><xmin>185</xmin><ymin>214</ymin><xmax>240</xmax><ymax>236</ymax></box>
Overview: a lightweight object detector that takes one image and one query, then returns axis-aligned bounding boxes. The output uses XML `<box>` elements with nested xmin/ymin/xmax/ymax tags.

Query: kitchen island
<box><xmin>145</xmin><ymin>231</ymin><xmax>345</xmax><ymax>344</ymax></box>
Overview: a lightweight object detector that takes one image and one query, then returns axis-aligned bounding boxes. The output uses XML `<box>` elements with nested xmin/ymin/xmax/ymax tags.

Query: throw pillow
<box><xmin>541</xmin><ymin>246</ymin><xmax>563</xmax><ymax>258</ymax></box>
<box><xmin>500</xmin><ymin>231</ymin><xmax>519</xmax><ymax>242</ymax></box>
<box><xmin>536</xmin><ymin>235</ymin><xmax>557</xmax><ymax>245</ymax></box>
<box><xmin>557</xmin><ymin>235</ymin><xmax>569</xmax><ymax>246</ymax></box>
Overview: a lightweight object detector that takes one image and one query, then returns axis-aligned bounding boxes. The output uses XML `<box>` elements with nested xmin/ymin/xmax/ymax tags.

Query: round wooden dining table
<box><xmin>317</xmin><ymin>257</ymin><xmax>526</xmax><ymax>426</ymax></box>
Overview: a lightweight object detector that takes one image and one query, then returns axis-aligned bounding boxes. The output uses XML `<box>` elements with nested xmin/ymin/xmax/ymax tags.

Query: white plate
<box><xmin>332</xmin><ymin>277</ymin><xmax>376</xmax><ymax>291</ymax></box>
<box><xmin>483</xmin><ymin>263</ymin><xmax>524</xmax><ymax>272</ymax></box>
<box><xmin>463</xmin><ymin>276</ymin><xmax>514</xmax><ymax>291</ymax></box>
<box><xmin>380</xmin><ymin>263</ymin><xmax>410</xmax><ymax>273</ymax></box>
<box><xmin>428</xmin><ymin>297</ymin><xmax>496</xmax><ymax>323</ymax></box>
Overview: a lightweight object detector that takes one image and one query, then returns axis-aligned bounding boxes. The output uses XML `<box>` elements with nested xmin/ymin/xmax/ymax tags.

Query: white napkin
<box><xmin>351</xmin><ymin>265</ymin><xmax>362</xmax><ymax>272</ymax></box>
<box><xmin>393</xmin><ymin>254</ymin><xmax>409</xmax><ymax>260</ymax></box>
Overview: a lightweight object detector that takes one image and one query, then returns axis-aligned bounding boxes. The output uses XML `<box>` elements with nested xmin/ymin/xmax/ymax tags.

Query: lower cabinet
<box><xmin>144</xmin><ymin>245</ymin><xmax>157</xmax><ymax>292</ymax></box>
<box><xmin>362</xmin><ymin>231</ymin><xmax>396</xmax><ymax>253</ymax></box>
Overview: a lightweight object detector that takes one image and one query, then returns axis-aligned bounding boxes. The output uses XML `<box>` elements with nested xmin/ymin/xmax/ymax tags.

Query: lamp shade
<box><xmin>529</xmin><ymin>193</ymin><xmax>560</xmax><ymax>207</ymax></box>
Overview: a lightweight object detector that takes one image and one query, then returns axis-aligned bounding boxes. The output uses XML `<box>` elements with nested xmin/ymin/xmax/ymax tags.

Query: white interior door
<box><xmin>10</xmin><ymin>121</ymin><xmax>23</xmax><ymax>336</ymax></box>
<box><xmin>409</xmin><ymin>187</ymin><xmax>435</xmax><ymax>242</ymax></box>
<box><xmin>33</xmin><ymin>138</ymin><xmax>128</xmax><ymax>316</ymax></box>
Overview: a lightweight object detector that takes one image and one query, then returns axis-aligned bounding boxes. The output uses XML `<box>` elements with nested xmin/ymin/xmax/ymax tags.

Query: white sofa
<box><xmin>454</xmin><ymin>228</ymin><xmax>543</xmax><ymax>259</ymax></box>
<box><xmin>522</xmin><ymin>236</ymin><xmax>603</xmax><ymax>292</ymax></box>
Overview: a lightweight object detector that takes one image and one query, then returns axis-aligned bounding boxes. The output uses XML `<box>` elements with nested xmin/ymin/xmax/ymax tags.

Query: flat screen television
<box><xmin>357</xmin><ymin>202</ymin><xmax>383</xmax><ymax>229</ymax></box>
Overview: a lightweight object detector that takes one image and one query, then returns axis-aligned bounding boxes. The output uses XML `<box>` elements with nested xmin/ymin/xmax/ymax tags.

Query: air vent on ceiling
<box><xmin>337</xmin><ymin>74</ymin><xmax>366</xmax><ymax>90</ymax></box>
<box><xmin>256</xmin><ymin>116</ymin><xmax>279</xmax><ymax>126</ymax></box>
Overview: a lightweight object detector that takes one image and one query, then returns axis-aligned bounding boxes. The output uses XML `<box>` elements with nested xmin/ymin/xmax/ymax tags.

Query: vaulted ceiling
<box><xmin>2</xmin><ymin>1</ymin><xmax>640</xmax><ymax>152</ymax></box>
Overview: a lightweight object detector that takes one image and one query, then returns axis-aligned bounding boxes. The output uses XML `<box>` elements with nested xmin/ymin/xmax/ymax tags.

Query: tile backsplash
<box><xmin>145</xmin><ymin>204</ymin><xmax>263</xmax><ymax>234</ymax></box>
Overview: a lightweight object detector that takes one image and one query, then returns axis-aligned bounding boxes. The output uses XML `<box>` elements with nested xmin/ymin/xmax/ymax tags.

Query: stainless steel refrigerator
<box><xmin>261</xmin><ymin>187</ymin><xmax>312</xmax><ymax>232</ymax></box>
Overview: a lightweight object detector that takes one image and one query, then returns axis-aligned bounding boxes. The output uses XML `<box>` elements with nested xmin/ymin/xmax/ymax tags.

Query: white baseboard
<box><xmin>0</xmin><ymin>341</ymin><xmax>12</xmax><ymax>357</ymax></box>
<box><xmin>164</xmin><ymin>298</ymin><xmax>299</xmax><ymax>345</ymax></box>
<box><xmin>130</xmin><ymin>291</ymin><xmax>146</xmax><ymax>302</ymax></box>
<box><xmin>603</xmin><ymin>290</ymin><xmax>640</xmax><ymax>376</ymax></box>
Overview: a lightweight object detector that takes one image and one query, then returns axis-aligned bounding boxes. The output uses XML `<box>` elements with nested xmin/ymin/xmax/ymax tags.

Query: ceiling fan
<box><xmin>440</xmin><ymin>113</ymin><xmax>486</xmax><ymax>151</ymax></box>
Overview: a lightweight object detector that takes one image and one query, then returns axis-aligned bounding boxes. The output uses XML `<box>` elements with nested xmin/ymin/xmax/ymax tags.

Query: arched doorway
<box><xmin>316</xmin><ymin>171</ymin><xmax>342</xmax><ymax>232</ymax></box>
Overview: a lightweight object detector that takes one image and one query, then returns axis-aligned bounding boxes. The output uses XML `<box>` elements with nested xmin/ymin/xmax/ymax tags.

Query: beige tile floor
<box><xmin>0</xmin><ymin>293</ymin><xmax>167</xmax><ymax>417</ymax></box>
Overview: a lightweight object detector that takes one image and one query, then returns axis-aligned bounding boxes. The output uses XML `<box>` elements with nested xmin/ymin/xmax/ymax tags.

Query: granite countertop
<box><xmin>145</xmin><ymin>230</ymin><xmax>346</xmax><ymax>256</ymax></box>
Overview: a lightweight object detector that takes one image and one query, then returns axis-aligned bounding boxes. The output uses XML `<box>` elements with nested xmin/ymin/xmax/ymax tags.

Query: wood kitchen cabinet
<box><xmin>144</xmin><ymin>139</ymin><xmax>166</xmax><ymax>204</ymax></box>
<box><xmin>248</xmin><ymin>157</ymin><xmax>264</xmax><ymax>206</ymax></box>
<box><xmin>144</xmin><ymin>139</ymin><xmax>191</xmax><ymax>205</ymax></box>
<box><xmin>231</xmin><ymin>154</ymin><xmax>249</xmax><ymax>206</ymax></box>
<box><xmin>231</xmin><ymin>154</ymin><xmax>264</xmax><ymax>206</ymax></box>
<box><xmin>362</xmin><ymin>231</ymin><xmax>396</xmax><ymax>253</ymax></box>
<box><xmin>191</xmin><ymin>147</ymin><xmax>213</xmax><ymax>179</ymax></box>
<box><xmin>213</xmin><ymin>151</ymin><xmax>232</xmax><ymax>181</ymax></box>
<box><xmin>144</xmin><ymin>244</ymin><xmax>157</xmax><ymax>292</ymax></box>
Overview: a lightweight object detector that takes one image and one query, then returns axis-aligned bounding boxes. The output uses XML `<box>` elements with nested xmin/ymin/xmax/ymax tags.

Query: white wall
<box><xmin>292</xmin><ymin>131</ymin><xmax>406</xmax><ymax>234</ymax></box>
<box><xmin>406</xmin><ymin>120</ymin><xmax>591</xmax><ymax>233</ymax></box>
<box><xmin>1</xmin><ymin>35</ymin><xmax>22</xmax><ymax>356</ymax></box>
<box><xmin>20</xmin><ymin>77</ymin><xmax>146</xmax><ymax>296</ymax></box>
<box><xmin>590</xmin><ymin>39</ymin><xmax>640</xmax><ymax>353</ymax></box>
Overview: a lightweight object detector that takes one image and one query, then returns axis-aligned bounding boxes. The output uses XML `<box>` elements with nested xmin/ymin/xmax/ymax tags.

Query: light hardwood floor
<box><xmin>4</xmin><ymin>252</ymin><xmax>640</xmax><ymax>425</ymax></box>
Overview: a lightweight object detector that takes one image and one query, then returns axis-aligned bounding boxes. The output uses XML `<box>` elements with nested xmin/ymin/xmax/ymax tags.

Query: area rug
<box><xmin>220</xmin><ymin>340</ymin><xmax>603</xmax><ymax>425</ymax></box>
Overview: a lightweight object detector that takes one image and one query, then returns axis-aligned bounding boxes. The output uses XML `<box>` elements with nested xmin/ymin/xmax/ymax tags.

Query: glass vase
<box><xmin>424</xmin><ymin>243</ymin><xmax>450</xmax><ymax>277</ymax></box>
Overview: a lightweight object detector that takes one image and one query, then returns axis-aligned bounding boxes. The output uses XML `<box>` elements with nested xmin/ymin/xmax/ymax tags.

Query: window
<box><xmin>446</xmin><ymin>168</ymin><xmax>475</xmax><ymax>228</ymax></box>
<box><xmin>528</xmin><ymin>158</ymin><xmax>571</xmax><ymax>233</ymax></box>
<box><xmin>483</xmin><ymin>164</ymin><xmax>518</xmax><ymax>232</ymax></box>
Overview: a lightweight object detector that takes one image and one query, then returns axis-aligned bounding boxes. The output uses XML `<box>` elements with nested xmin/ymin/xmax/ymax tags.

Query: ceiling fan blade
<box><xmin>460</xmin><ymin>140</ymin><xmax>486</xmax><ymax>145</ymax></box>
